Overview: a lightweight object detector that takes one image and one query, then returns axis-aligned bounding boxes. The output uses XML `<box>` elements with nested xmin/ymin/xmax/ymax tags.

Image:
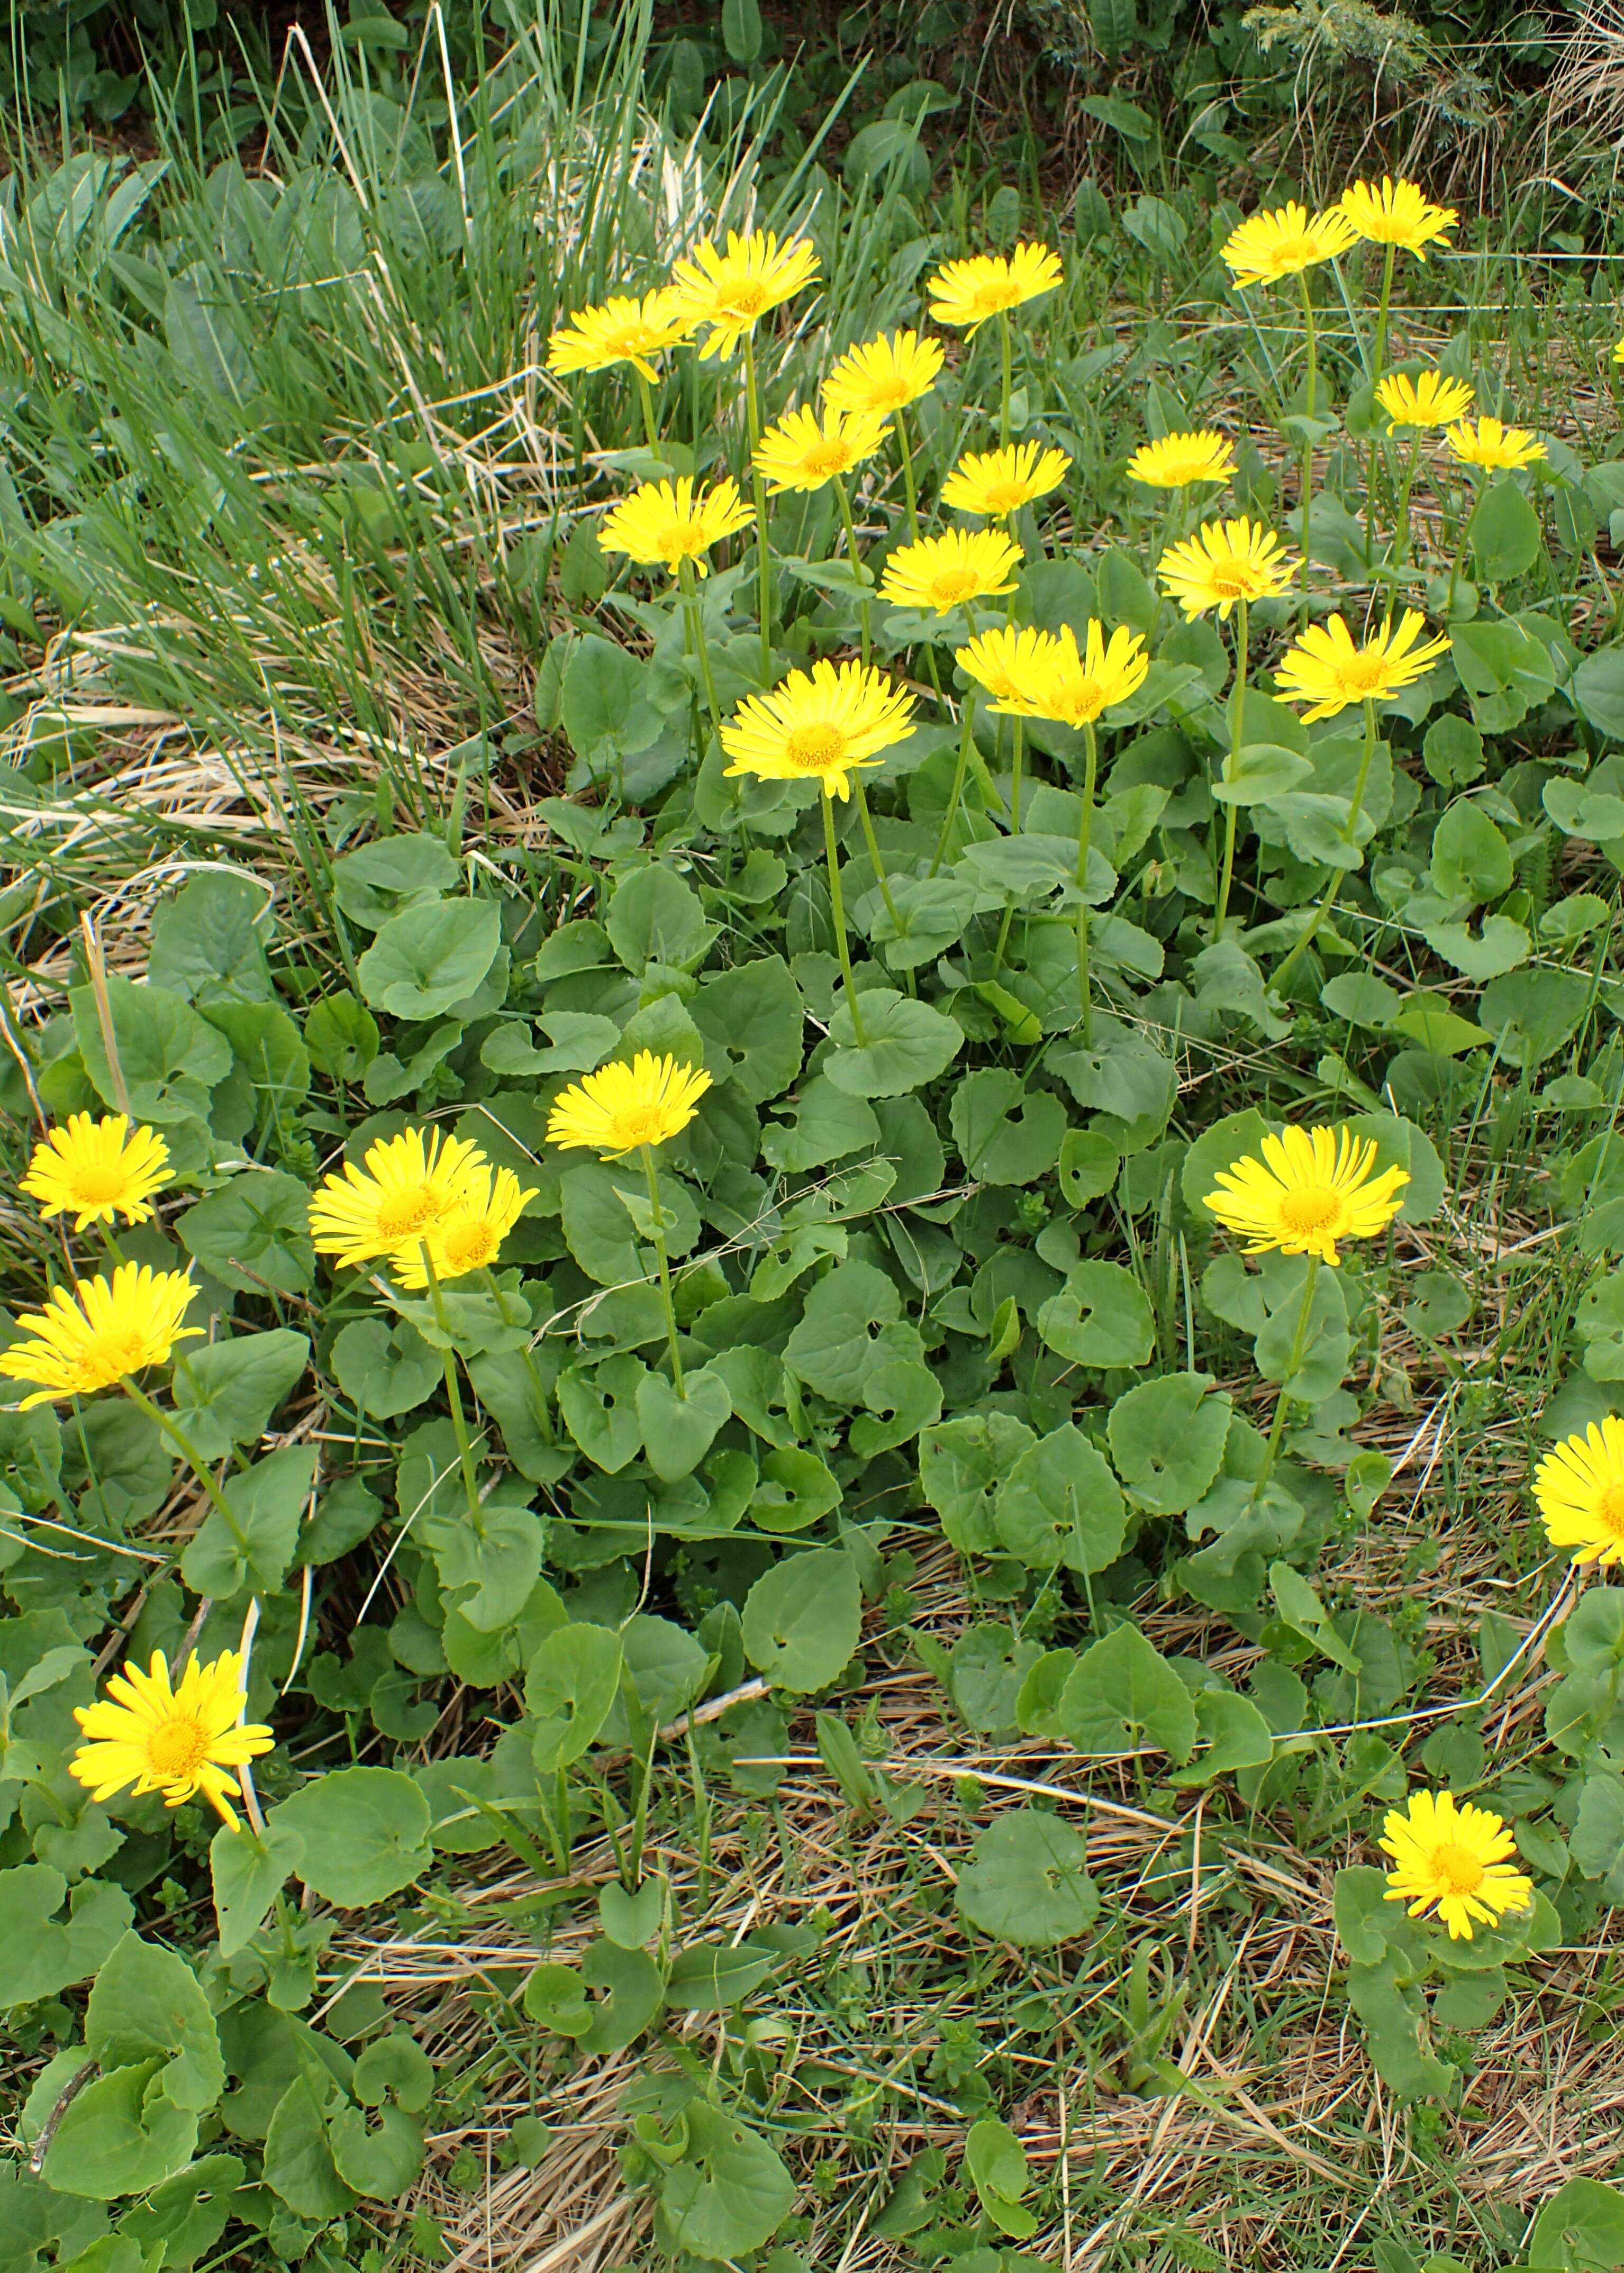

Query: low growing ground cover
<box><xmin>5</xmin><ymin>7</ymin><xmax>1624</xmax><ymax>2271</ymax></box>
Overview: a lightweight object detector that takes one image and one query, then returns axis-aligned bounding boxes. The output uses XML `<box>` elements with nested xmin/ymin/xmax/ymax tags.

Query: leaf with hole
<box><xmin>955</xmin><ymin>1807</ymin><xmax>1100</xmax><ymax>1946</ymax></box>
<box><xmin>995</xmin><ymin>1423</ymin><xmax>1127</xmax><ymax>1572</ymax></box>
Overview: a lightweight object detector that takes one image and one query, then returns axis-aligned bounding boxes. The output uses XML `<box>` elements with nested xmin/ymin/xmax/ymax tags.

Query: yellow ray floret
<box><xmin>1017</xmin><ymin>621</ymin><xmax>1149</xmax><ymax>728</ymax></box>
<box><xmin>546</xmin><ymin>288</ymin><xmax>692</xmax><ymax>381</ymax></box>
<box><xmin>940</xmin><ymin>441</ymin><xmax>1072</xmax><ymax>518</ymax></box>
<box><xmin>1340</xmin><ymin>176</ymin><xmax>1458</xmax><ymax>258</ymax></box>
<box><xmin>0</xmin><ymin>1264</ymin><xmax>201</xmax><ymax>1408</ymax></box>
<box><xmin>307</xmin><ymin>1125</ymin><xmax>489</xmax><ymax>1272</ymax></box>
<box><xmin>1614</xmin><ymin>334</ymin><xmax>1624</xmax><ymax>368</ymax></box>
<box><xmin>71</xmin><ymin>1648</ymin><xmax>274</xmax><ymax>1829</ymax></box>
<box><xmin>1375</xmin><ymin>370</ymin><xmax>1475</xmax><ymax>430</ymax></box>
<box><xmin>21</xmin><ymin>1112</ymin><xmax>173</xmax><ymax>1231</ymax></box>
<box><xmin>391</xmin><ymin>1166</ymin><xmax>538</xmax><ymax>1289</ymax></box>
<box><xmin>926</xmin><ymin>243</ymin><xmax>1064</xmax><ymax>333</ymax></box>
<box><xmin>597</xmin><ymin>475</ymin><xmax>754</xmax><ymax>576</ymax></box>
<box><xmin>956</xmin><ymin>623</ymin><xmax>1067</xmax><ymax>715</ymax></box>
<box><xmin>751</xmin><ymin>403</ymin><xmax>892</xmax><ymax>494</ymax></box>
<box><xmin>1532</xmin><ymin>1416</ymin><xmax>1624</xmax><ymax>1568</ymax></box>
<box><xmin>1221</xmin><ymin>201</ymin><xmax>1358</xmax><ymax>288</ymax></box>
<box><xmin>823</xmin><ymin>330</ymin><xmax>944</xmax><ymax>414</ymax></box>
<box><xmin>1157</xmin><ymin>515</ymin><xmax>1297</xmax><ymax>620</ymax></box>
<box><xmin>1126</xmin><ymin>430</ymin><xmax>1236</xmax><ymax>490</ymax></box>
<box><xmin>879</xmin><ymin>527</ymin><xmax>1022</xmax><ymax>615</ymax></box>
<box><xmin>1203</xmin><ymin>1124</ymin><xmax>1409</xmax><ymax>1266</ymax></box>
<box><xmin>667</xmin><ymin>230</ymin><xmax>819</xmax><ymax>360</ymax></box>
<box><xmin>547</xmin><ymin>1052</ymin><xmax>712</xmax><ymax>1161</ymax></box>
<box><xmin>1275</xmin><ymin>610</ymin><xmax>1452</xmax><ymax>722</ymax></box>
<box><xmin>1378</xmin><ymin>1788</ymin><xmax>1533</xmax><ymax>1941</ymax></box>
<box><xmin>721</xmin><ymin>658</ymin><xmax>915</xmax><ymax>801</ymax></box>
<box><xmin>1444</xmin><ymin>415</ymin><xmax>1545</xmax><ymax>470</ymax></box>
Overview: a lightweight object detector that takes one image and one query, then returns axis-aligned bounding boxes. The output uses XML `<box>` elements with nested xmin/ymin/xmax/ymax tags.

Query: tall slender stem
<box><xmin>1254</xmin><ymin>1255</ymin><xmax>1321</xmax><ymax>1497</ymax></box>
<box><xmin>1075</xmin><ymin>720</ymin><xmax>1100</xmax><ymax>1047</ymax></box>
<box><xmin>998</xmin><ymin>311</ymin><xmax>1013</xmax><ymax>449</ymax></box>
<box><xmin>1298</xmin><ymin>272</ymin><xmax>1317</xmax><ymax>629</ymax></box>
<box><xmin>742</xmin><ymin>330</ymin><xmax>773</xmax><ymax>680</ymax></box>
<box><xmin>821</xmin><ymin>790</ymin><xmax>868</xmax><ymax>1047</ymax></box>
<box><xmin>895</xmin><ymin>402</ymin><xmax>920</xmax><ymax>538</ymax></box>
<box><xmin>930</xmin><ymin>596</ymin><xmax>978</xmax><ymax>877</ymax></box>
<box><xmin>832</xmin><ymin>473</ymin><xmax>872</xmax><ymax>663</ymax></box>
<box><xmin>1373</xmin><ymin>240</ymin><xmax>1398</xmax><ymax>377</ymax></box>
<box><xmin>1272</xmin><ymin>696</ymin><xmax>1380</xmax><ymax>996</ymax></box>
<box><xmin>122</xmin><ymin>1378</ymin><xmax>245</xmax><ymax>1543</ymax></box>
<box><xmin>1213</xmin><ymin>596</ymin><xmax>1249</xmax><ymax>939</ymax></box>
<box><xmin>677</xmin><ymin>558</ymin><xmax>724</xmax><ymax>744</ymax></box>
<box><xmin>1009</xmin><ymin>715</ymin><xmax>1025</xmax><ymax>833</ymax></box>
<box><xmin>422</xmin><ymin>1249</ymin><xmax>484</xmax><ymax>1529</ymax></box>
<box><xmin>853</xmin><ymin>779</ymin><xmax>901</xmax><ymax>929</ymax></box>
<box><xmin>1392</xmin><ymin>428</ymin><xmax>1423</xmax><ymax>567</ymax></box>
<box><xmin>639</xmin><ymin>1145</ymin><xmax>685</xmax><ymax>1396</ymax></box>
<box><xmin>1446</xmin><ymin>475</ymin><xmax>1484</xmax><ymax>617</ymax></box>
<box><xmin>635</xmin><ymin>369</ymin><xmax>660</xmax><ymax>456</ymax></box>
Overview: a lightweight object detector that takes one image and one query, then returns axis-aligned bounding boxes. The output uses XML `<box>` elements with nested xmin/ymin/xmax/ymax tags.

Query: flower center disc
<box><xmin>443</xmin><ymin>1222</ymin><xmax>500</xmax><ymax>1272</ymax></box>
<box><xmin>67</xmin><ymin>1165</ymin><xmax>131</xmax><ymax>1205</ymax></box>
<box><xmin>1277</xmin><ymin>1186</ymin><xmax>1342</xmax><ymax>1236</ymax></box>
<box><xmin>1431</xmin><ymin>1841</ymin><xmax>1486</xmax><ymax>1897</ymax></box>
<box><xmin>727</xmin><ymin>282</ymin><xmax>768</xmax><ymax>316</ymax></box>
<box><xmin>971</xmin><ymin>284</ymin><xmax>1017</xmax><ymax>316</ymax></box>
<box><xmin>1598</xmin><ymin>1484</ymin><xmax>1624</xmax><ymax>1540</ymax></box>
<box><xmin>785</xmin><ymin>723</ymin><xmax>846</xmax><ymax>772</ymax></box>
<box><xmin>1344</xmin><ymin>657</ymin><xmax>1389</xmax><ymax>694</ymax></box>
<box><xmin>931</xmin><ymin>570</ymin><xmax>981</xmax><ymax>607</ymax></box>
<box><xmin>655</xmin><ymin>520</ymin><xmax>702</xmax><ymax>560</ymax></box>
<box><xmin>147</xmin><ymin>1715</ymin><xmax>209</xmax><ymax>1779</ymax></box>
<box><xmin>1209</xmin><ymin>567</ymin><xmax>1256</xmax><ymax>599</ymax></box>
<box><xmin>376</xmin><ymin>1189</ymin><xmax>442</xmax><ymax>1241</ymax></box>
<box><xmin>614</xmin><ymin>1107</ymin><xmax>668</xmax><ymax>1149</ymax></box>
<box><xmin>803</xmin><ymin>442</ymin><xmax>851</xmax><ymax>478</ymax></box>
<box><xmin>982</xmin><ymin>483</ymin><xmax>1027</xmax><ymax>514</ymax></box>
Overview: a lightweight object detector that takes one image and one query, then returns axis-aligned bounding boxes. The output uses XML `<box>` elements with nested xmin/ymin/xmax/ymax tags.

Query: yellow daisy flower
<box><xmin>1157</xmin><ymin>515</ymin><xmax>1297</xmax><ymax>620</ymax></box>
<box><xmin>721</xmin><ymin>657</ymin><xmax>915</xmax><ymax>801</ymax></box>
<box><xmin>1613</xmin><ymin>334</ymin><xmax>1624</xmax><ymax>368</ymax></box>
<box><xmin>1532</xmin><ymin>1417</ymin><xmax>1624</xmax><ymax>1568</ymax></box>
<box><xmin>940</xmin><ymin>441</ymin><xmax>1072</xmax><ymax>518</ymax></box>
<box><xmin>71</xmin><ymin>1648</ymin><xmax>273</xmax><ymax>1829</ymax></box>
<box><xmin>1375</xmin><ymin>370</ymin><xmax>1475</xmax><ymax>430</ymax></box>
<box><xmin>1221</xmin><ymin>201</ymin><xmax>1359</xmax><ymax>288</ymax></box>
<box><xmin>751</xmin><ymin>403</ymin><xmax>892</xmax><ymax>494</ymax></box>
<box><xmin>307</xmin><ymin>1125</ymin><xmax>489</xmax><ymax>1272</ymax></box>
<box><xmin>1274</xmin><ymin>610</ymin><xmax>1452</xmax><ymax>722</ymax></box>
<box><xmin>597</xmin><ymin>475</ymin><xmax>754</xmax><ymax>577</ymax></box>
<box><xmin>1444</xmin><ymin>416</ymin><xmax>1545</xmax><ymax>470</ymax></box>
<box><xmin>1378</xmin><ymin>1788</ymin><xmax>1533</xmax><ymax>1941</ymax></box>
<box><xmin>547</xmin><ymin>1051</ymin><xmax>712</xmax><ymax>1161</ymax></box>
<box><xmin>1126</xmin><ymin>430</ymin><xmax>1236</xmax><ymax>490</ymax></box>
<box><xmin>1020</xmin><ymin>621</ymin><xmax>1149</xmax><ymax>728</ymax></box>
<box><xmin>0</xmin><ymin>1265</ymin><xmax>201</xmax><ymax>1410</ymax></box>
<box><xmin>391</xmin><ymin>1166</ymin><xmax>539</xmax><ymax>1289</ymax></box>
<box><xmin>879</xmin><ymin>527</ymin><xmax>1022</xmax><ymax>615</ymax></box>
<box><xmin>926</xmin><ymin>243</ymin><xmax>1065</xmax><ymax>333</ymax></box>
<box><xmin>955</xmin><ymin>623</ymin><xmax>1066</xmax><ymax>714</ymax></box>
<box><xmin>1203</xmin><ymin>1124</ymin><xmax>1409</xmax><ymax>1266</ymax></box>
<box><xmin>667</xmin><ymin>230</ymin><xmax>820</xmax><ymax>361</ymax></box>
<box><xmin>822</xmin><ymin>330</ymin><xmax>944</xmax><ymax>415</ymax></box>
<box><xmin>1340</xmin><ymin>176</ymin><xmax>1458</xmax><ymax>259</ymax></box>
<box><xmin>545</xmin><ymin>288</ymin><xmax>692</xmax><ymax>382</ymax></box>
<box><xmin>20</xmin><ymin>1112</ymin><xmax>173</xmax><ymax>1231</ymax></box>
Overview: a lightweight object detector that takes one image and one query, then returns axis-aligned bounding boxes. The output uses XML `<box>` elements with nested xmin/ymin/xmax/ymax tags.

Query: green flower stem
<box><xmin>852</xmin><ymin>778</ymin><xmax>901</xmax><ymax>930</ymax></box>
<box><xmin>930</xmin><ymin>596</ymin><xmax>978</xmax><ymax>877</ymax></box>
<box><xmin>638</xmin><ymin>1144</ymin><xmax>685</xmax><ymax>1397</ymax></box>
<box><xmin>1213</xmin><ymin>595</ymin><xmax>1249</xmax><ymax>939</ymax></box>
<box><xmin>1075</xmin><ymin>719</ymin><xmax>1100</xmax><ymax>1047</ymax></box>
<box><xmin>821</xmin><ymin>789</ymin><xmax>868</xmax><ymax>1048</ymax></box>
<box><xmin>480</xmin><ymin>1265</ymin><xmax>555</xmax><ymax>1444</ymax></box>
<box><xmin>832</xmin><ymin>472</ymin><xmax>872</xmax><ymax>663</ymax></box>
<box><xmin>1272</xmin><ymin>695</ymin><xmax>1381</xmax><ymax>996</ymax></box>
<box><xmin>1372</xmin><ymin>239</ymin><xmax>1398</xmax><ymax>378</ymax></box>
<box><xmin>1446</xmin><ymin>474</ymin><xmax>1484</xmax><ymax>617</ymax></box>
<box><xmin>1009</xmin><ymin>715</ymin><xmax>1025</xmax><ymax>832</ymax></box>
<box><xmin>998</xmin><ymin>310</ymin><xmax>1013</xmax><ymax>448</ymax></box>
<box><xmin>677</xmin><ymin>557</ymin><xmax>724</xmax><ymax>744</ymax></box>
<box><xmin>895</xmin><ymin>402</ymin><xmax>921</xmax><ymax>538</ymax></box>
<box><xmin>1255</xmin><ymin>1254</ymin><xmax>1321</xmax><ymax>1497</ymax></box>
<box><xmin>122</xmin><ymin>1378</ymin><xmax>247</xmax><ymax>1547</ymax></box>
<box><xmin>1297</xmin><ymin>271</ymin><xmax>1317</xmax><ymax>628</ymax></box>
<box><xmin>742</xmin><ymin>329</ymin><xmax>774</xmax><ymax>681</ymax></box>
<box><xmin>1392</xmin><ymin>428</ymin><xmax>1423</xmax><ymax>566</ymax></box>
<box><xmin>421</xmin><ymin>1248</ymin><xmax>485</xmax><ymax>1530</ymax></box>
<box><xmin>635</xmin><ymin>369</ymin><xmax>661</xmax><ymax>457</ymax></box>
